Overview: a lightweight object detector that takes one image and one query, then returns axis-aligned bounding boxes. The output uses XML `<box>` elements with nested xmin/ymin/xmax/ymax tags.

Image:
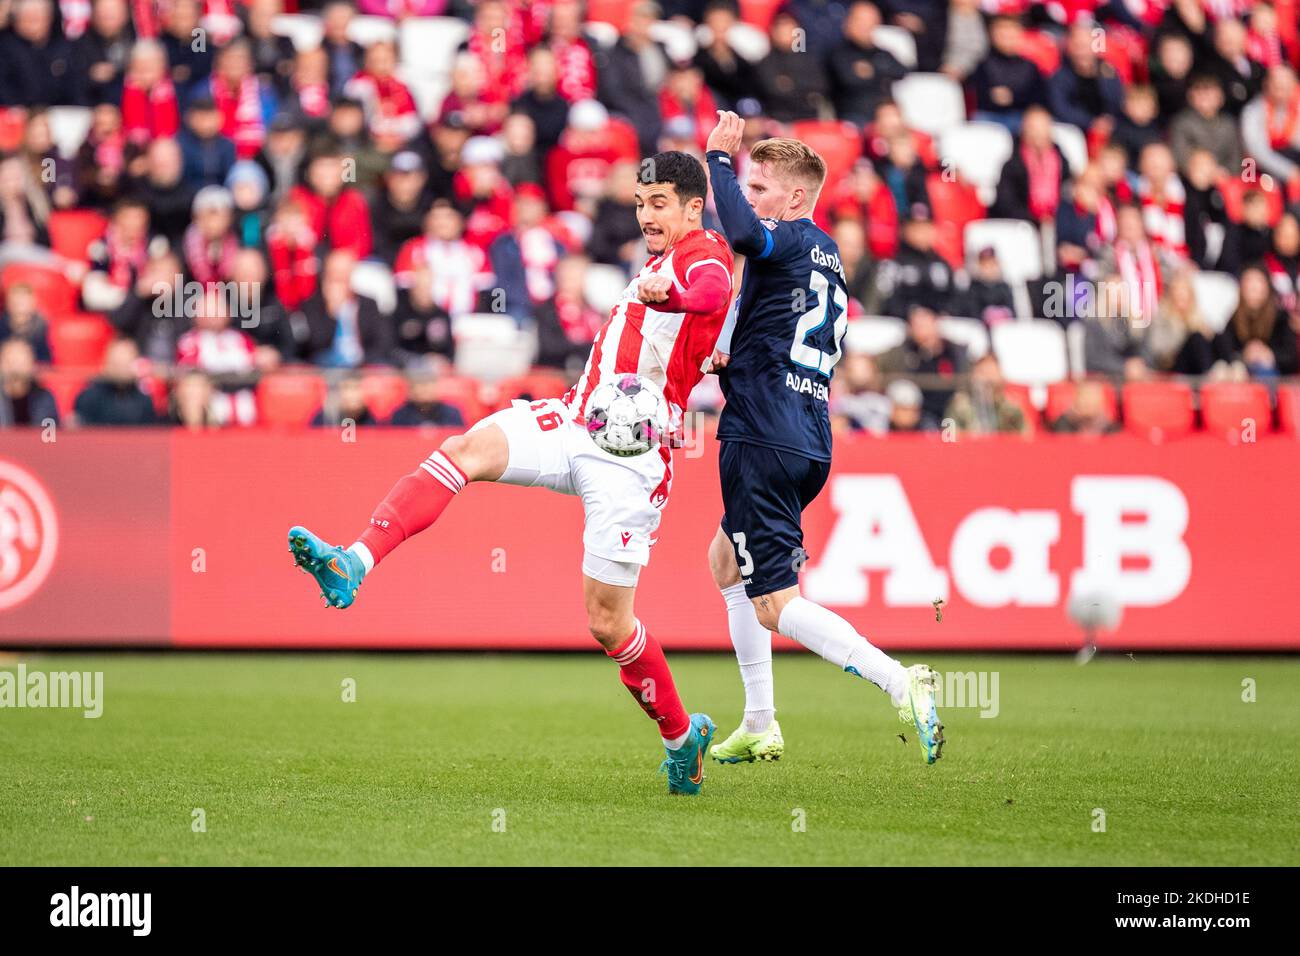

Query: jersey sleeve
<box><xmin>706</xmin><ymin>150</ymin><xmax>806</xmax><ymax>263</ymax></box>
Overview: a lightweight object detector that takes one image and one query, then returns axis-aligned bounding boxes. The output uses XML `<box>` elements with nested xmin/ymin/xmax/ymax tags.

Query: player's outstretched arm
<box><xmin>705</xmin><ymin>111</ymin><xmax>772</xmax><ymax>259</ymax></box>
<box><xmin>637</xmin><ymin>266</ymin><xmax>731</xmax><ymax>315</ymax></box>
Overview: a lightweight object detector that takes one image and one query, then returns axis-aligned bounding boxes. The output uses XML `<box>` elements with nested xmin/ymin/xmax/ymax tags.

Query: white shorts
<box><xmin>469</xmin><ymin>398</ymin><xmax>672</xmax><ymax>576</ymax></box>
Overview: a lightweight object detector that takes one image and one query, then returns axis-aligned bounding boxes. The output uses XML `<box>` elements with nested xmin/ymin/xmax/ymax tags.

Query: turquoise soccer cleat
<box><xmin>660</xmin><ymin>713</ymin><xmax>716</xmax><ymax>795</ymax></box>
<box><xmin>288</xmin><ymin>525</ymin><xmax>366</xmax><ymax>609</ymax></box>
<box><xmin>897</xmin><ymin>664</ymin><xmax>945</xmax><ymax>764</ymax></box>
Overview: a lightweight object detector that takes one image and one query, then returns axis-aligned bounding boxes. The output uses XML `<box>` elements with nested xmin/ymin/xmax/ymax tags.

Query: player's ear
<box><xmin>687</xmin><ymin>196</ymin><xmax>705</xmax><ymax>221</ymax></box>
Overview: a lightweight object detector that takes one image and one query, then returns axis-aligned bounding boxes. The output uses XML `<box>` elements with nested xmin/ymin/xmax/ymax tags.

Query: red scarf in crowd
<box><xmin>1265</xmin><ymin>93</ymin><xmax>1300</xmax><ymax>150</ymax></box>
<box><xmin>211</xmin><ymin>74</ymin><xmax>265</xmax><ymax>159</ymax></box>
<box><xmin>266</xmin><ymin>222</ymin><xmax>319</xmax><ymax>310</ymax></box>
<box><xmin>183</xmin><ymin>223</ymin><xmax>239</xmax><ymax>286</ymax></box>
<box><xmin>102</xmin><ymin>224</ymin><xmax>148</xmax><ymax>288</ymax></box>
<box><xmin>1138</xmin><ymin>174</ymin><xmax>1187</xmax><ymax>259</ymax></box>
<box><xmin>122</xmin><ymin>76</ymin><xmax>179</xmax><ymax>144</ymax></box>
<box><xmin>1022</xmin><ymin>144</ymin><xmax>1061</xmax><ymax>221</ymax></box>
<box><xmin>1114</xmin><ymin>238</ymin><xmax>1162</xmax><ymax>320</ymax></box>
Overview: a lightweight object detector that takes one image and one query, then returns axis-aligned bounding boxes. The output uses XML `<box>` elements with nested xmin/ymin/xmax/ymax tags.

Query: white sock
<box><xmin>776</xmin><ymin>596</ymin><xmax>908</xmax><ymax>704</ymax></box>
<box><xmin>721</xmin><ymin>583</ymin><xmax>775</xmax><ymax>733</ymax></box>
<box><xmin>663</xmin><ymin>728</ymin><xmax>690</xmax><ymax>750</ymax></box>
<box><xmin>347</xmin><ymin>542</ymin><xmax>375</xmax><ymax>574</ymax></box>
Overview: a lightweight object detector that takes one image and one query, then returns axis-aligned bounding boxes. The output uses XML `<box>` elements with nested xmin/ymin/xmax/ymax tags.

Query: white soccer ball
<box><xmin>584</xmin><ymin>374</ymin><xmax>669</xmax><ymax>457</ymax></box>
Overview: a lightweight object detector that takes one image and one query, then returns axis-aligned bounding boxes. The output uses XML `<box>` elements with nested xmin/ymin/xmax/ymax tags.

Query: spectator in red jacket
<box><xmin>288</xmin><ymin>145</ymin><xmax>373</xmax><ymax>258</ymax></box>
<box><xmin>547</xmin><ymin>0</ymin><xmax>597</xmax><ymax>104</ymax></box>
<box><xmin>544</xmin><ymin>99</ymin><xmax>640</xmax><ymax>211</ymax></box>
<box><xmin>344</xmin><ymin>39</ymin><xmax>421</xmax><ymax>152</ymax></box>
<box><xmin>265</xmin><ymin>195</ymin><xmax>319</xmax><ymax>311</ymax></box>
<box><xmin>121</xmin><ymin>39</ymin><xmax>179</xmax><ymax>147</ymax></box>
<box><xmin>453</xmin><ymin>136</ymin><xmax>515</xmax><ymax>250</ymax></box>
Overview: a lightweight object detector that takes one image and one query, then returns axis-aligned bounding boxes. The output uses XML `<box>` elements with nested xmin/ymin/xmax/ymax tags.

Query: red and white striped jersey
<box><xmin>564</xmin><ymin>229</ymin><xmax>733</xmax><ymax>431</ymax></box>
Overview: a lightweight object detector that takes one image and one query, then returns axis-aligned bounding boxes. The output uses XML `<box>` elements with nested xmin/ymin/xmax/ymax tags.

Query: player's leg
<box><xmin>707</xmin><ymin>526</ymin><xmax>784</xmax><ymax>763</ymax></box>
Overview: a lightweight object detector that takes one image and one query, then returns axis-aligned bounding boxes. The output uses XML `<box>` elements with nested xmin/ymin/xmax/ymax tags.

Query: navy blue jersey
<box><xmin>706</xmin><ymin>150</ymin><xmax>849</xmax><ymax>462</ymax></box>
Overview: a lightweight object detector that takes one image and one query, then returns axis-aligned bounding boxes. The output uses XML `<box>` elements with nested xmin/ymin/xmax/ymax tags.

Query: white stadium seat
<box><xmin>992</xmin><ymin>320</ymin><xmax>1069</xmax><ymax>386</ymax></box>
<box><xmin>844</xmin><ymin>316</ymin><xmax>907</xmax><ymax>356</ymax></box>
<box><xmin>872</xmin><ymin>25</ymin><xmax>917</xmax><ymax>69</ymax></box>
<box><xmin>453</xmin><ymin>313</ymin><xmax>538</xmax><ymax>383</ymax></box>
<box><xmin>400</xmin><ymin>17</ymin><xmax>470</xmax><ymax>81</ymax></box>
<box><xmin>651</xmin><ymin>20</ymin><xmax>698</xmax><ymax>62</ymax></box>
<box><xmin>583</xmin><ymin>264</ymin><xmax>628</xmax><ymax>316</ymax></box>
<box><xmin>939</xmin><ymin>317</ymin><xmax>990</xmax><ymax>360</ymax></box>
<box><xmin>1066</xmin><ymin>320</ymin><xmax>1086</xmax><ymax>378</ymax></box>
<box><xmin>1191</xmin><ymin>270</ymin><xmax>1240</xmax><ymax>333</ymax></box>
<box><xmin>46</xmin><ymin>106</ymin><xmax>92</xmax><ymax>160</ymax></box>
<box><xmin>963</xmin><ymin>219</ymin><xmax>1043</xmax><ymax>285</ymax></box>
<box><xmin>725</xmin><ymin>22</ymin><xmax>770</xmax><ymax>63</ymax></box>
<box><xmin>1051</xmin><ymin>122</ymin><xmax>1088</xmax><ymax>177</ymax></box>
<box><xmin>892</xmin><ymin>73</ymin><xmax>965</xmax><ymax>137</ymax></box>
<box><xmin>271</xmin><ymin>13</ymin><xmax>323</xmax><ymax>51</ymax></box>
<box><xmin>348</xmin><ymin>15</ymin><xmax>399</xmax><ymax>47</ymax></box>
<box><xmin>583</xmin><ymin>20</ymin><xmax>619</xmax><ymax>48</ymax></box>
<box><xmin>939</xmin><ymin>121</ymin><xmax>1013</xmax><ymax>206</ymax></box>
<box><xmin>350</xmin><ymin>261</ymin><xmax>397</xmax><ymax>315</ymax></box>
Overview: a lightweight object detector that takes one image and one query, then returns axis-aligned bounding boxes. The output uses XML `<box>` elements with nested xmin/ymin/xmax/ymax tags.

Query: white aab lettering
<box><xmin>803</xmin><ymin>475</ymin><xmax>1192</xmax><ymax>608</ymax></box>
<box><xmin>785</xmin><ymin>372</ymin><xmax>829</xmax><ymax>401</ymax></box>
<box><xmin>49</xmin><ymin>886</ymin><xmax>151</xmax><ymax>936</ymax></box>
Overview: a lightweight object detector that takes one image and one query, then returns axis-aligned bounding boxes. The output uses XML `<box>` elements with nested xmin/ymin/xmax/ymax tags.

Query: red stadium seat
<box><xmin>739</xmin><ymin>0</ymin><xmax>784</xmax><ymax>30</ymax></box>
<box><xmin>360</xmin><ymin>372</ymin><xmax>409</xmax><ymax>421</ymax></box>
<box><xmin>1</xmin><ymin>263</ymin><xmax>78</xmax><ymax>318</ymax></box>
<box><xmin>585</xmin><ymin>0</ymin><xmax>631</xmax><ymax>29</ymax></box>
<box><xmin>48</xmin><ymin>210</ymin><xmax>108</xmax><ymax>263</ymax></box>
<box><xmin>1122</xmin><ymin>381</ymin><xmax>1195</xmax><ymax>440</ymax></box>
<box><xmin>790</xmin><ymin>120</ymin><xmax>862</xmax><ymax>189</ymax></box>
<box><xmin>1018</xmin><ymin>31</ymin><xmax>1060</xmax><ymax>76</ymax></box>
<box><xmin>256</xmin><ymin>373</ymin><xmax>328</xmax><ymax>428</ymax></box>
<box><xmin>0</xmin><ymin>108</ymin><xmax>26</xmax><ymax>152</ymax></box>
<box><xmin>1200</xmin><ymin>382</ymin><xmax>1272</xmax><ymax>440</ymax></box>
<box><xmin>495</xmin><ymin>370</ymin><xmax>570</xmax><ymax>408</ymax></box>
<box><xmin>40</xmin><ymin>368</ymin><xmax>92</xmax><ymax>420</ymax></box>
<box><xmin>1046</xmin><ymin>380</ymin><xmax>1118</xmax><ymax>423</ymax></box>
<box><xmin>927</xmin><ymin>173</ymin><xmax>985</xmax><ymax>269</ymax></box>
<box><xmin>432</xmin><ymin>375</ymin><xmax>487</xmax><ymax>425</ymax></box>
<box><xmin>1217</xmin><ymin>175</ymin><xmax>1286</xmax><ymax>226</ymax></box>
<box><xmin>49</xmin><ymin>314</ymin><xmax>114</xmax><ymax>368</ymax></box>
<box><xmin>1277</xmin><ymin>384</ymin><xmax>1300</xmax><ymax>438</ymax></box>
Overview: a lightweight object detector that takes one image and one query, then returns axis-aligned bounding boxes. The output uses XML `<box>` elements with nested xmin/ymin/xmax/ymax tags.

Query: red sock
<box><xmin>607</xmin><ymin>621</ymin><xmax>690</xmax><ymax>741</ymax></box>
<box><xmin>356</xmin><ymin>451</ymin><xmax>467</xmax><ymax>566</ymax></box>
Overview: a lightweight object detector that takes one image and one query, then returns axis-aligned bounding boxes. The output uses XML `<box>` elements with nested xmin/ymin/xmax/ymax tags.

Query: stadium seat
<box><xmin>49</xmin><ymin>314</ymin><xmax>114</xmax><ymax>368</ymax></box>
<box><xmin>1200</xmin><ymin>382</ymin><xmax>1271</xmax><ymax>440</ymax></box>
<box><xmin>1190</xmin><ymin>271</ymin><xmax>1239</xmax><ymax>334</ymax></box>
<box><xmin>350</xmin><ymin>260</ymin><xmax>397</xmax><ymax>315</ymax></box>
<box><xmin>1046</xmin><ymin>379</ymin><xmax>1118</xmax><ymax>422</ymax></box>
<box><xmin>582</xmin><ymin>20</ymin><xmax>619</xmax><ymax>48</ymax></box>
<box><xmin>939</xmin><ymin>317</ymin><xmax>989</xmax><ymax>360</ymax></box>
<box><xmin>1122</xmin><ymin>380</ymin><xmax>1195</xmax><ymax>441</ymax></box>
<box><xmin>0</xmin><ymin>108</ymin><xmax>27</xmax><ymax>152</ymax></box>
<box><xmin>256</xmin><ymin>373</ymin><xmax>328</xmax><ymax>428</ymax></box>
<box><xmin>739</xmin><ymin>0</ymin><xmax>784</xmax><ymax>30</ymax></box>
<box><xmin>843</xmin><ymin>316</ymin><xmax>906</xmax><ymax>356</ymax></box>
<box><xmin>926</xmin><ymin>173</ymin><xmax>985</xmax><ymax>268</ymax></box>
<box><xmin>964</xmin><ymin>219</ymin><xmax>1043</xmax><ymax>285</ymax></box>
<box><xmin>1218</xmin><ymin>175</ymin><xmax>1286</xmax><ymax>225</ymax></box>
<box><xmin>1277</xmin><ymin>384</ymin><xmax>1300</xmax><ymax>438</ymax></box>
<box><xmin>495</xmin><ymin>370</ymin><xmax>571</xmax><ymax>407</ymax></box>
<box><xmin>725</xmin><ymin>22</ymin><xmax>770</xmax><ymax>62</ymax></box>
<box><xmin>270</xmin><ymin>13</ymin><xmax>324</xmax><ymax>52</ymax></box>
<box><xmin>583</xmin><ymin>264</ymin><xmax>628</xmax><ymax>316</ymax></box>
<box><xmin>872</xmin><ymin>25</ymin><xmax>917</xmax><ymax>69</ymax></box>
<box><xmin>1018</xmin><ymin>30</ymin><xmax>1061</xmax><ymax>75</ymax></box>
<box><xmin>347</xmin><ymin>15</ymin><xmax>398</xmax><ymax>46</ymax></box>
<box><xmin>453</xmin><ymin>313</ymin><xmax>537</xmax><ymax>383</ymax></box>
<box><xmin>1</xmin><ymin>263</ymin><xmax>78</xmax><ymax>317</ymax></box>
<box><xmin>48</xmin><ymin>210</ymin><xmax>108</xmax><ymax>263</ymax></box>
<box><xmin>652</xmin><ymin>20</ymin><xmax>698</xmax><ymax>62</ymax></box>
<box><xmin>360</xmin><ymin>373</ymin><xmax>409</xmax><ymax>421</ymax></box>
<box><xmin>1051</xmin><ymin>122</ymin><xmax>1088</xmax><ymax>177</ymax></box>
<box><xmin>939</xmin><ymin>122</ymin><xmax>1013</xmax><ymax>207</ymax></box>
<box><xmin>400</xmin><ymin>17</ymin><xmax>470</xmax><ymax>82</ymax></box>
<box><xmin>46</xmin><ymin>106</ymin><xmax>92</xmax><ymax>159</ymax></box>
<box><xmin>586</xmin><ymin>0</ymin><xmax>632</xmax><ymax>29</ymax></box>
<box><xmin>992</xmin><ymin>320</ymin><xmax>1068</xmax><ymax>386</ymax></box>
<box><xmin>892</xmin><ymin>73</ymin><xmax>966</xmax><ymax>137</ymax></box>
<box><xmin>40</xmin><ymin>368</ymin><xmax>92</xmax><ymax>420</ymax></box>
<box><xmin>791</xmin><ymin>120</ymin><xmax>861</xmax><ymax>187</ymax></box>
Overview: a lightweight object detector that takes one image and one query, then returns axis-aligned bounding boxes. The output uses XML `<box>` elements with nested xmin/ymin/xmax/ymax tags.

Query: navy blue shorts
<box><xmin>719</xmin><ymin>440</ymin><xmax>831</xmax><ymax>598</ymax></box>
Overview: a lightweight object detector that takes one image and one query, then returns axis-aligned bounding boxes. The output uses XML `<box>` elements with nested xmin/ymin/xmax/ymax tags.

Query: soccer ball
<box><xmin>584</xmin><ymin>374</ymin><xmax>669</xmax><ymax>457</ymax></box>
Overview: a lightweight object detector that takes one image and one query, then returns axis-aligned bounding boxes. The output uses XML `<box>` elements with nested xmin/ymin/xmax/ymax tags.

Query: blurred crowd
<box><xmin>0</xmin><ymin>0</ymin><xmax>1299</xmax><ymax>435</ymax></box>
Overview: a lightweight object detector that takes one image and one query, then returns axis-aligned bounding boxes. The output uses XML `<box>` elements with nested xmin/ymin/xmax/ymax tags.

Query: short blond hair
<box><xmin>749</xmin><ymin>138</ymin><xmax>828</xmax><ymax>193</ymax></box>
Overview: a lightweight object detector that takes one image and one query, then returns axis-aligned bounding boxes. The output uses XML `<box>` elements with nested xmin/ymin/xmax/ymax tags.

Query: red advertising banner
<box><xmin>2</xmin><ymin>429</ymin><xmax>1298</xmax><ymax>650</ymax></box>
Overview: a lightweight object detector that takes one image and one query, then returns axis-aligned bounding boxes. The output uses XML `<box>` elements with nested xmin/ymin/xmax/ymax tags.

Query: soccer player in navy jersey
<box><xmin>702</xmin><ymin>111</ymin><xmax>944</xmax><ymax>764</ymax></box>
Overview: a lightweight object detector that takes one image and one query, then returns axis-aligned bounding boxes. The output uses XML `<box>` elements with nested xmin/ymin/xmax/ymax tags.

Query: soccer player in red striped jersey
<box><xmin>288</xmin><ymin>152</ymin><xmax>733</xmax><ymax>795</ymax></box>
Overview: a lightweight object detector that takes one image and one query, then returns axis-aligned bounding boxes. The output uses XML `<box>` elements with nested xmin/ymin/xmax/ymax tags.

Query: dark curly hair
<box><xmin>638</xmin><ymin>151</ymin><xmax>708</xmax><ymax>203</ymax></box>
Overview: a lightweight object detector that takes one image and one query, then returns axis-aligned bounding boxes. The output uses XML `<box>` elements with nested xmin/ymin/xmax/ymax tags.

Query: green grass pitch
<box><xmin>2</xmin><ymin>652</ymin><xmax>1297</xmax><ymax>866</ymax></box>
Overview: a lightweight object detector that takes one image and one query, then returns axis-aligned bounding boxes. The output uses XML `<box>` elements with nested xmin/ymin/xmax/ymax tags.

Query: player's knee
<box><xmin>708</xmin><ymin>535</ymin><xmax>740</xmax><ymax>589</ymax></box>
<box><xmin>586</xmin><ymin>607</ymin><xmax>629</xmax><ymax>650</ymax></box>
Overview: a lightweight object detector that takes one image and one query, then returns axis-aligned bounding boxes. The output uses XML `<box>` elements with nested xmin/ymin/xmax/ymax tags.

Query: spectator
<box><xmin>182</xmin><ymin>186</ymin><xmax>239</xmax><ymax>286</ymax></box>
<box><xmin>288</xmin><ymin>47</ymin><xmax>333</xmax><ymax>122</ymax></box>
<box><xmin>244</xmin><ymin>0</ymin><xmax>297</xmax><ymax>98</ymax></box>
<box><xmin>0</xmin><ymin>283</ymin><xmax>53</xmax><ymax>363</ymax></box>
<box><xmin>344</xmin><ymin>40</ymin><xmax>421</xmax><ymax>152</ymax></box>
<box><xmin>175</xmin><ymin>287</ymin><xmax>261</xmax><ymax>425</ymax></box>
<box><xmin>489</xmin><ymin>183</ymin><xmax>564</xmax><ymax>322</ymax></box>
<box><xmin>594</xmin><ymin>0</ymin><xmax>669</xmax><ymax>154</ymax></box>
<box><xmin>392</xmin><ymin>263</ymin><xmax>455</xmax><ymax>368</ymax></box>
<box><xmin>177</xmin><ymin>97</ymin><xmax>238</xmax><ymax>190</ymax></box>
<box><xmin>512</xmin><ymin>46</ymin><xmax>571</xmax><ymax>153</ymax></box>
<box><xmin>885</xmin><ymin>377</ymin><xmax>927</xmax><ymax>431</ymax></box>
<box><xmin>756</xmin><ymin>9</ymin><xmax>829</xmax><ymax>123</ymax></box>
<box><xmin>1203</xmin><ymin>15</ymin><xmax>1264</xmax><ymax>118</ymax></box>
<box><xmin>879</xmin><ymin>133</ymin><xmax>931</xmax><ymax>222</ymax></box>
<box><xmin>1240</xmin><ymin>66</ymin><xmax>1300</xmax><ymax>192</ymax></box>
<box><xmin>659</xmin><ymin>61</ymin><xmax>719</xmax><ymax>154</ymax></box>
<box><xmin>0</xmin><ymin>155</ymin><xmax>52</xmax><ymax>257</ymax></box>
<box><xmin>1218</xmin><ymin>189</ymin><xmax>1276</xmax><ymax>276</ymax></box>
<box><xmin>1048</xmin><ymin>379</ymin><xmax>1118</xmax><ymax>434</ymax></box>
<box><xmin>535</xmin><ymin>254</ymin><xmax>604</xmax><ymax>372</ymax></box>
<box><xmin>311</xmin><ymin>374</ymin><xmax>378</xmax><ymax>427</ymax></box>
<box><xmin>1264</xmin><ymin>212</ymin><xmax>1300</xmax><ymax>316</ymax></box>
<box><xmin>73</xmin><ymin>337</ymin><xmax>158</xmax><ymax>426</ymax></box>
<box><xmin>161</xmin><ymin>0</ymin><xmax>213</xmax><ymax>91</ymax></box>
<box><xmin>1082</xmin><ymin>273</ymin><xmax>1148</xmax><ymax>381</ymax></box>
<box><xmin>940</xmin><ymin>0</ymin><xmax>988</xmax><ymax>84</ymax></box>
<box><xmin>459</xmin><ymin>0</ymin><xmax>528</xmax><ymax>108</ymax></box>
<box><xmin>203</xmin><ymin>39</ymin><xmax>278</xmax><ymax>160</ymax></box>
<box><xmin>455</xmin><ymin>137</ymin><xmax>515</xmax><ymax>250</ymax></box>
<box><xmin>84</xmin><ymin>197</ymin><xmax>154</xmax><ymax>311</ymax></box>
<box><xmin>226</xmin><ymin>161</ymin><xmax>270</xmax><ymax>248</ymax></box>
<box><xmin>1046</xmin><ymin>22</ymin><xmax>1124</xmax><ymax>133</ymax></box>
<box><xmin>265</xmin><ymin>196</ymin><xmax>319</xmax><ymax>312</ymax></box>
<box><xmin>372</xmin><ymin>151</ymin><xmax>431</xmax><ymax>264</ymax></box>
<box><xmin>1099</xmin><ymin>205</ymin><xmax>1164</xmax><ymax>328</ymax></box>
<box><xmin>1214</xmin><ymin>263</ymin><xmax>1298</xmax><ymax>377</ymax></box>
<box><xmin>878</xmin><ymin>207</ymin><xmax>957</xmax><ymax>317</ymax></box>
<box><xmin>254</xmin><ymin>113</ymin><xmax>310</xmax><ymax>206</ymax></box>
<box><xmin>694</xmin><ymin>0</ymin><xmax>759</xmax><ymax>110</ymax></box>
<box><xmin>1142</xmin><ymin>270</ymin><xmax>1218</xmax><ymax>375</ymax></box>
<box><xmin>315</xmin><ymin>98</ymin><xmax>388</xmax><ymax>190</ymax></box>
<box><xmin>121</xmin><ymin>40</ymin><xmax>180</xmax><ymax>147</ymax></box>
<box><xmin>885</xmin><ymin>0</ymin><xmax>948</xmax><ymax>74</ymax></box>
<box><xmin>826</xmin><ymin>2</ymin><xmax>907</xmax><ymax>125</ymax></box>
<box><xmin>960</xmin><ymin>246</ymin><xmax>1016</xmax><ymax>327</ymax></box>
<box><xmin>833</xmin><ymin>157</ymin><xmax>899</xmax><ymax>261</ymax></box>
<box><xmin>971</xmin><ymin>12</ymin><xmax>1040</xmax><ymax>134</ymax></box>
<box><xmin>395</xmin><ymin>200</ymin><xmax>492</xmax><ymax>320</ymax></box>
<box><xmin>943</xmin><ymin>353</ymin><xmax>1028</xmax><ymax>436</ymax></box>
<box><xmin>1181</xmin><ymin>147</ymin><xmax>1230</xmax><ymax>269</ymax></box>
<box><xmin>546</xmin><ymin>0</ymin><xmax>598</xmax><ymax>104</ymax></box>
<box><xmin>72</xmin><ymin>0</ymin><xmax>135</xmax><ymax>107</ymax></box>
<box><xmin>830</xmin><ymin>351</ymin><xmax>890</xmax><ymax>434</ymax></box>
<box><xmin>388</xmin><ymin>373</ymin><xmax>467</xmax><ymax>427</ymax></box>
<box><xmin>500</xmin><ymin>112</ymin><xmax>543</xmax><ymax>187</ymax></box>
<box><xmin>440</xmin><ymin>53</ymin><xmax>508</xmax><ymax>137</ymax></box>
<box><xmin>169</xmin><ymin>368</ymin><xmax>218</xmax><ymax>429</ymax></box>
<box><xmin>289</xmin><ymin>145</ymin><xmax>374</xmax><ymax>258</ymax></box>
<box><xmin>128</xmin><ymin>138</ymin><xmax>195</xmax><ymax>248</ymax></box>
<box><xmin>877</xmin><ymin>304</ymin><xmax>967</xmax><ymax>423</ymax></box>
<box><xmin>321</xmin><ymin>0</ymin><xmax>365</xmax><ymax>97</ymax></box>
<box><xmin>108</xmin><ymin>250</ymin><xmax>189</xmax><ymax>363</ymax></box>
<box><xmin>1055</xmin><ymin>162</ymin><xmax>1112</xmax><ymax>268</ymax></box>
<box><xmin>73</xmin><ymin>103</ymin><xmax>129</xmax><ymax>209</ymax></box>
<box><xmin>0</xmin><ymin>0</ymin><xmax>78</xmax><ymax>107</ymax></box>
<box><xmin>0</xmin><ymin>338</ymin><xmax>59</xmax><ymax>428</ymax></box>
<box><xmin>1112</xmin><ymin>84</ymin><xmax>1163</xmax><ymax>166</ymax></box>
<box><xmin>1150</xmin><ymin>31</ymin><xmax>1195</xmax><ymax>121</ymax></box>
<box><xmin>21</xmin><ymin>110</ymin><xmax>78</xmax><ymax>212</ymax></box>
<box><xmin>1134</xmin><ymin>142</ymin><xmax>1190</xmax><ymax>264</ymax></box>
<box><xmin>299</xmin><ymin>250</ymin><xmax>394</xmax><ymax>368</ymax></box>
<box><xmin>992</xmin><ymin>106</ymin><xmax>1069</xmax><ymax>224</ymax></box>
<box><xmin>1170</xmin><ymin>75</ymin><xmax>1243</xmax><ymax>176</ymax></box>
<box><xmin>229</xmin><ymin>247</ymin><xmax>293</xmax><ymax>362</ymax></box>
<box><xmin>544</xmin><ymin>99</ymin><xmax>640</xmax><ymax>212</ymax></box>
<box><xmin>833</xmin><ymin>218</ymin><xmax>880</xmax><ymax>314</ymax></box>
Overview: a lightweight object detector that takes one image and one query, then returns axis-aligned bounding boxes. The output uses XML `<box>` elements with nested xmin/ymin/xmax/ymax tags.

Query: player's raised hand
<box><xmin>706</xmin><ymin>110</ymin><xmax>745</xmax><ymax>155</ymax></box>
<box><xmin>638</xmin><ymin>274</ymin><xmax>673</xmax><ymax>303</ymax></box>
